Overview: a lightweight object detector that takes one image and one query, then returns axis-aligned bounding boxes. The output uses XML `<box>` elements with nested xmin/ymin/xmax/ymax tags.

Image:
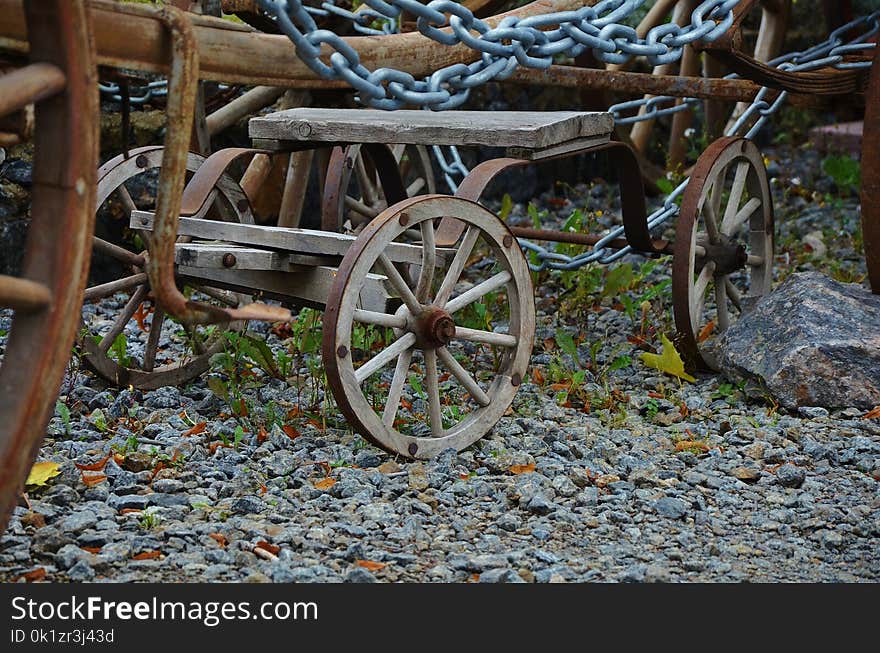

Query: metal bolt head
<box><xmin>237</xmin><ymin>199</ymin><xmax>250</xmax><ymax>213</ymax></box>
<box><xmin>336</xmin><ymin>345</ymin><xmax>348</xmax><ymax>359</ymax></box>
<box><xmin>135</xmin><ymin>155</ymin><xmax>149</xmax><ymax>169</ymax></box>
<box><xmin>297</xmin><ymin>123</ymin><xmax>312</xmax><ymax>138</ymax></box>
<box><xmin>511</xmin><ymin>373</ymin><xmax>522</xmax><ymax>387</ymax></box>
<box><xmin>408</xmin><ymin>443</ymin><xmax>418</xmax><ymax>456</ymax></box>
<box><xmin>503</xmin><ymin>235</ymin><xmax>514</xmax><ymax>248</ymax></box>
<box><xmin>222</xmin><ymin>253</ymin><xmax>237</xmax><ymax>268</ymax></box>
<box><xmin>399</xmin><ymin>213</ymin><xmax>410</xmax><ymax>227</ymax></box>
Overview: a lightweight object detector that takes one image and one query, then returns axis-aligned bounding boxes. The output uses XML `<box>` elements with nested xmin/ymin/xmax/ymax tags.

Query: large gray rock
<box><xmin>719</xmin><ymin>272</ymin><xmax>880</xmax><ymax>410</ymax></box>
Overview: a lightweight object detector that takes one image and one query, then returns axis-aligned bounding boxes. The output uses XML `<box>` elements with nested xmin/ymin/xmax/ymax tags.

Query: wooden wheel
<box><xmin>321</xmin><ymin>143</ymin><xmax>435</xmax><ymax>233</ymax></box>
<box><xmin>673</xmin><ymin>137</ymin><xmax>773</xmax><ymax>370</ymax></box>
<box><xmin>323</xmin><ymin>195</ymin><xmax>535</xmax><ymax>459</ymax></box>
<box><xmin>81</xmin><ymin>149</ymin><xmax>252</xmax><ymax>389</ymax></box>
<box><xmin>0</xmin><ymin>1</ymin><xmax>98</xmax><ymax>533</ymax></box>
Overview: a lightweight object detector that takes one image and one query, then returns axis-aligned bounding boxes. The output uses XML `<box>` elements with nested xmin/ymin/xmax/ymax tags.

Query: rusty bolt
<box><xmin>237</xmin><ymin>199</ymin><xmax>250</xmax><ymax>214</ymax></box>
<box><xmin>336</xmin><ymin>345</ymin><xmax>348</xmax><ymax>359</ymax></box>
<box><xmin>399</xmin><ymin>213</ymin><xmax>410</xmax><ymax>227</ymax></box>
<box><xmin>297</xmin><ymin>123</ymin><xmax>312</xmax><ymax>138</ymax></box>
<box><xmin>222</xmin><ymin>253</ymin><xmax>237</xmax><ymax>268</ymax></box>
<box><xmin>408</xmin><ymin>443</ymin><xmax>418</xmax><ymax>456</ymax></box>
<box><xmin>503</xmin><ymin>235</ymin><xmax>514</xmax><ymax>248</ymax></box>
<box><xmin>511</xmin><ymin>373</ymin><xmax>522</xmax><ymax>387</ymax></box>
<box><xmin>135</xmin><ymin>154</ymin><xmax>149</xmax><ymax>169</ymax></box>
<box><xmin>140</xmin><ymin>216</ymin><xmax>149</xmax><ymax>226</ymax></box>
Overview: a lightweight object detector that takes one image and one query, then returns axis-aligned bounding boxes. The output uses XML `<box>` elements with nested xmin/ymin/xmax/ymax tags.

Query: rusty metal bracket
<box><xmin>435</xmin><ymin>141</ymin><xmax>665</xmax><ymax>256</ymax></box>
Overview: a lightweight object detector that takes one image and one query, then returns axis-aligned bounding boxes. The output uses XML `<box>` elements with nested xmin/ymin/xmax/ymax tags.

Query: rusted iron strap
<box><xmin>179</xmin><ymin>147</ymin><xmax>271</xmax><ymax>216</ymax></box>
<box><xmin>506</xmin><ymin>64</ymin><xmax>826</xmax><ymax>108</ymax></box>
<box><xmin>437</xmin><ymin>141</ymin><xmax>660</xmax><ymax>256</ymax></box>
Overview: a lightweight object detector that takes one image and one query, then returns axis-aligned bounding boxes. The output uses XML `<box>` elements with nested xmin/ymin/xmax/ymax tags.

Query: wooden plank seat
<box><xmin>248</xmin><ymin>109</ymin><xmax>615</xmax><ymax>160</ymax></box>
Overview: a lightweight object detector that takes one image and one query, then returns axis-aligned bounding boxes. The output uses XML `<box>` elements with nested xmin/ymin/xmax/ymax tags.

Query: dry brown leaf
<box><xmin>508</xmin><ymin>463</ymin><xmax>536</xmax><ymax>475</ymax></box>
<box><xmin>255</xmin><ymin>540</ymin><xmax>281</xmax><ymax>555</ymax></box>
<box><xmin>208</xmin><ymin>533</ymin><xmax>228</xmax><ymax>547</ymax></box>
<box><xmin>208</xmin><ymin>442</ymin><xmax>232</xmax><ymax>455</ymax></box>
<box><xmin>74</xmin><ymin>454</ymin><xmax>111</xmax><ymax>472</ymax></box>
<box><xmin>377</xmin><ymin>461</ymin><xmax>401</xmax><ymax>474</ymax></box>
<box><xmin>282</xmin><ymin>424</ymin><xmax>300</xmax><ymax>440</ymax></box>
<box><xmin>355</xmin><ymin>560</ymin><xmax>386</xmax><ymax>571</ymax></box>
<box><xmin>698</xmin><ymin>320</ymin><xmax>716</xmax><ymax>343</ymax></box>
<box><xmin>132</xmin><ymin>550</ymin><xmax>161</xmax><ymax>560</ymax></box>
<box><xmin>18</xmin><ymin>567</ymin><xmax>46</xmax><ymax>583</ymax></box>
<box><xmin>257</xmin><ymin>426</ymin><xmax>269</xmax><ymax>444</ymax></box>
<box><xmin>119</xmin><ymin>508</ymin><xmax>143</xmax><ymax>515</ymax></box>
<box><xmin>81</xmin><ymin>473</ymin><xmax>107</xmax><ymax>487</ymax></box>
<box><xmin>314</xmin><ymin>477</ymin><xmax>336</xmax><ymax>491</ymax></box>
<box><xmin>81</xmin><ymin>546</ymin><xmax>102</xmax><ymax>554</ymax></box>
<box><xmin>532</xmin><ymin>368</ymin><xmax>545</xmax><ymax>385</ymax></box>
<box><xmin>183</xmin><ymin>422</ymin><xmax>207</xmax><ymax>437</ymax></box>
<box><xmin>675</xmin><ymin>440</ymin><xmax>709</xmax><ymax>453</ymax></box>
<box><xmin>864</xmin><ymin>406</ymin><xmax>880</xmax><ymax>420</ymax></box>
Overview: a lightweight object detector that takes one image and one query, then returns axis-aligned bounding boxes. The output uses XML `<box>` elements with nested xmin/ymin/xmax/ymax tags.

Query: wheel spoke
<box><xmin>92</xmin><ymin>236</ymin><xmax>145</xmax><ymax>268</ymax></box>
<box><xmin>446</xmin><ymin>271</ymin><xmax>511</xmax><ymax>315</ymax></box>
<box><xmin>192</xmin><ymin>285</ymin><xmax>240</xmax><ymax>307</ymax></box>
<box><xmin>702</xmin><ymin>197</ymin><xmax>722</xmax><ymax>244</ymax></box>
<box><xmin>435</xmin><ymin>226</ymin><xmax>480</xmax><ymax>307</ymax></box>
<box><xmin>390</xmin><ymin>143</ymin><xmax>406</xmax><ymax>162</ymax></box>
<box><xmin>691</xmin><ymin>261</ymin><xmax>716</xmax><ymax>328</ymax></box>
<box><xmin>725</xmin><ymin>278</ymin><xmax>743</xmax><ymax>312</ymax></box>
<box><xmin>344</xmin><ymin>194</ymin><xmax>380</xmax><ymax>219</ymax></box>
<box><xmin>355</xmin><ymin>154</ymin><xmax>379</xmax><ymax>206</ymax></box>
<box><xmin>382</xmin><ymin>348</ymin><xmax>413</xmax><ymax>427</ymax></box>
<box><xmin>406</xmin><ymin>178</ymin><xmax>425</xmax><ymax>196</ymax></box>
<box><xmin>353</xmin><ymin>309</ymin><xmax>407</xmax><ymax>329</ymax></box>
<box><xmin>378</xmin><ymin>254</ymin><xmax>422</xmax><ymax>315</ymax></box>
<box><xmin>454</xmin><ymin>326</ymin><xmax>517</xmax><ymax>348</ymax></box>
<box><xmin>415</xmin><ymin>218</ymin><xmax>436</xmax><ymax>302</ymax></box>
<box><xmin>114</xmin><ymin>184</ymin><xmax>137</xmax><ymax>215</ymax></box>
<box><xmin>721</xmin><ymin>161</ymin><xmax>749</xmax><ymax>225</ymax></box>
<box><xmin>142</xmin><ymin>307</ymin><xmax>165</xmax><ymax>372</ymax></box>
<box><xmin>98</xmin><ymin>284</ymin><xmax>148</xmax><ymax>354</ymax></box>
<box><xmin>722</xmin><ymin>197</ymin><xmax>761</xmax><ymax>235</ymax></box>
<box><xmin>437</xmin><ymin>346</ymin><xmax>490</xmax><ymax>406</ymax></box>
<box><xmin>84</xmin><ymin>273</ymin><xmax>148</xmax><ymax>302</ymax></box>
<box><xmin>424</xmin><ymin>349</ymin><xmax>444</xmax><ymax>437</ymax></box>
<box><xmin>354</xmin><ymin>332</ymin><xmax>416</xmax><ymax>384</ymax></box>
<box><xmin>184</xmin><ymin>323</ymin><xmax>206</xmax><ymax>355</ymax></box>
<box><xmin>715</xmin><ymin>279</ymin><xmax>730</xmax><ymax>332</ymax></box>
<box><xmin>0</xmin><ymin>275</ymin><xmax>51</xmax><ymax>312</ymax></box>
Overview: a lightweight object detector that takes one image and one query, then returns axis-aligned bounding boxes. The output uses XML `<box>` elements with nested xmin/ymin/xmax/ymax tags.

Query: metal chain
<box><xmin>522</xmin><ymin>11</ymin><xmax>878</xmax><ymax>271</ymax></box>
<box><xmin>258</xmin><ymin>0</ymin><xmax>742</xmax><ymax>110</ymax></box>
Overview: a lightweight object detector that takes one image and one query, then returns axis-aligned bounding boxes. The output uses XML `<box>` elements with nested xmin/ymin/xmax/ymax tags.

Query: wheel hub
<box><xmin>411</xmin><ymin>306</ymin><xmax>456</xmax><ymax>349</ymax></box>
<box><xmin>696</xmin><ymin>233</ymin><xmax>748</xmax><ymax>276</ymax></box>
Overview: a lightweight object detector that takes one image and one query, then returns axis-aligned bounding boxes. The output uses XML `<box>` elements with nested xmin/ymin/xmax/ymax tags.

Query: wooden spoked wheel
<box><xmin>321</xmin><ymin>143</ymin><xmax>435</xmax><ymax>233</ymax></box>
<box><xmin>81</xmin><ymin>149</ymin><xmax>252</xmax><ymax>389</ymax></box>
<box><xmin>0</xmin><ymin>1</ymin><xmax>98</xmax><ymax>533</ymax></box>
<box><xmin>323</xmin><ymin>195</ymin><xmax>535</xmax><ymax>459</ymax></box>
<box><xmin>673</xmin><ymin>137</ymin><xmax>773</xmax><ymax>370</ymax></box>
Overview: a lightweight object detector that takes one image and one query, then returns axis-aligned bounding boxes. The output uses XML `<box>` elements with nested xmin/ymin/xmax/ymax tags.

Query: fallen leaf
<box><xmin>314</xmin><ymin>477</ymin><xmax>336</xmax><ymax>491</ymax></box>
<box><xmin>508</xmin><ymin>463</ymin><xmax>536</xmax><ymax>475</ymax></box>
<box><xmin>132</xmin><ymin>550</ymin><xmax>162</xmax><ymax>560</ymax></box>
<box><xmin>133</xmin><ymin>302</ymin><xmax>152</xmax><ymax>332</ymax></box>
<box><xmin>532</xmin><ymin>368</ymin><xmax>545</xmax><ymax>385</ymax></box>
<box><xmin>377</xmin><ymin>461</ymin><xmax>401</xmax><ymax>474</ymax></box>
<box><xmin>257</xmin><ymin>426</ymin><xmax>269</xmax><ymax>444</ymax></box>
<box><xmin>355</xmin><ymin>560</ymin><xmax>386</xmax><ymax>571</ymax></box>
<box><xmin>306</xmin><ymin>418</ymin><xmax>325</xmax><ymax>431</ymax></box>
<box><xmin>698</xmin><ymin>320</ymin><xmax>716</xmax><ymax>343</ymax></box>
<box><xmin>75</xmin><ymin>454</ymin><xmax>111</xmax><ymax>472</ymax></box>
<box><xmin>255</xmin><ymin>540</ymin><xmax>281</xmax><ymax>555</ymax></box>
<box><xmin>259</xmin><ymin>483</ymin><xmax>268</xmax><ymax>495</ymax></box>
<box><xmin>112</xmin><ymin>453</ymin><xmax>125</xmax><ymax>466</ymax></box>
<box><xmin>281</xmin><ymin>424</ymin><xmax>300</xmax><ymax>440</ymax></box>
<box><xmin>26</xmin><ymin>461</ymin><xmax>61</xmax><ymax>487</ymax></box>
<box><xmin>286</xmin><ymin>407</ymin><xmax>302</xmax><ymax>420</ymax></box>
<box><xmin>208</xmin><ymin>442</ymin><xmax>232</xmax><ymax>455</ymax></box>
<box><xmin>81</xmin><ymin>473</ymin><xmax>107</xmax><ymax>487</ymax></box>
<box><xmin>81</xmin><ymin>546</ymin><xmax>102</xmax><ymax>554</ymax></box>
<box><xmin>20</xmin><ymin>511</ymin><xmax>45</xmax><ymax>529</ymax></box>
<box><xmin>18</xmin><ymin>567</ymin><xmax>46</xmax><ymax>583</ymax></box>
<box><xmin>640</xmin><ymin>334</ymin><xmax>696</xmax><ymax>382</ymax></box>
<box><xmin>675</xmin><ymin>440</ymin><xmax>709</xmax><ymax>453</ymax></box>
<box><xmin>594</xmin><ymin>473</ymin><xmax>620</xmax><ymax>488</ymax></box>
<box><xmin>209</xmin><ymin>533</ymin><xmax>228</xmax><ymax>547</ymax></box>
<box><xmin>182</xmin><ymin>422</ymin><xmax>207</xmax><ymax>437</ymax></box>
<box><xmin>864</xmin><ymin>406</ymin><xmax>880</xmax><ymax>420</ymax></box>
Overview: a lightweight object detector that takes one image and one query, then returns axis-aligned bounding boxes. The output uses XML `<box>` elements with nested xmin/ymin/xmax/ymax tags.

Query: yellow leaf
<box><xmin>640</xmin><ymin>334</ymin><xmax>696</xmax><ymax>383</ymax></box>
<box><xmin>26</xmin><ymin>461</ymin><xmax>61</xmax><ymax>487</ymax></box>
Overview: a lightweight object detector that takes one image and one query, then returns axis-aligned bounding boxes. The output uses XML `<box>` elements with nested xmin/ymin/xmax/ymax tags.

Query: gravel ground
<box><xmin>0</xmin><ymin>142</ymin><xmax>878</xmax><ymax>583</ymax></box>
